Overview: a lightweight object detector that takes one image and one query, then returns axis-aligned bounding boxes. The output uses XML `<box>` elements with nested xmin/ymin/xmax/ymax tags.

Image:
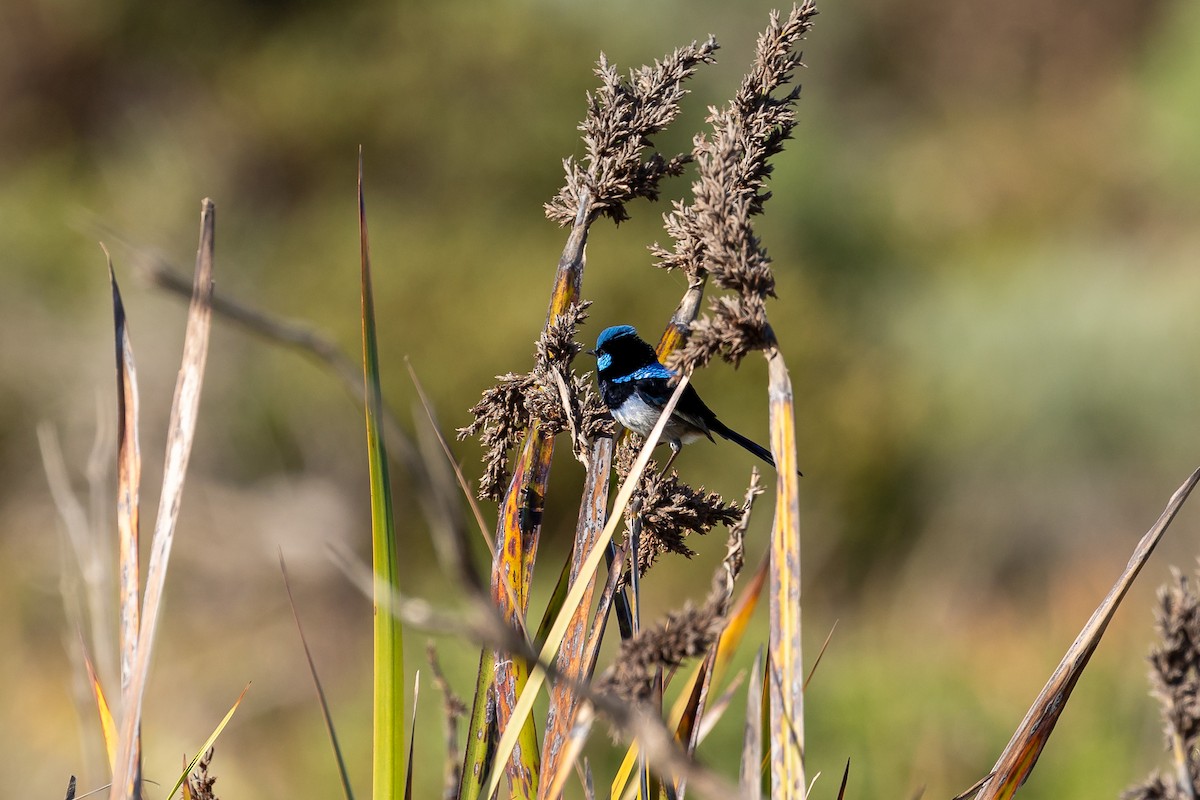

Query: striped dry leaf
<box><xmin>107</xmin><ymin>246</ymin><xmax>142</xmax><ymax>709</ymax></box>
<box><xmin>110</xmin><ymin>198</ymin><xmax>216</xmax><ymax>800</ymax></box>
<box><xmin>106</xmin><ymin>247</ymin><xmax>144</xmax><ymax>787</ymax></box>
<box><xmin>973</xmin><ymin>467</ymin><xmax>1200</xmax><ymax>800</ymax></box>
<box><xmin>540</xmin><ymin>436</ymin><xmax>615</xmax><ymax>799</ymax></box>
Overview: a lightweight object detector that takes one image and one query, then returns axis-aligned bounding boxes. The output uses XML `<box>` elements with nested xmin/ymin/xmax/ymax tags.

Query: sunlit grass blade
<box><xmin>582</xmin><ymin>539</ymin><xmax>629</xmax><ymax>679</ymax></box>
<box><xmin>110</xmin><ymin>198</ymin><xmax>216</xmax><ymax>800</ymax></box>
<box><xmin>740</xmin><ymin>649</ymin><xmax>763</xmax><ymax>800</ymax></box>
<box><xmin>484</xmin><ymin>375</ymin><xmax>692</xmax><ymax>800</ymax></box>
<box><xmin>765</xmin><ymin>347</ymin><xmax>804</xmax><ymax>799</ymax></box>
<box><xmin>505</xmin><ymin>653</ymin><xmax>543</xmax><ymax>799</ymax></box>
<box><xmin>974</xmin><ymin>466</ymin><xmax>1200</xmax><ymax>800</ymax></box>
<box><xmin>82</xmin><ymin>642</ymin><xmax>117</xmax><ymax>774</ymax></box>
<box><xmin>280</xmin><ymin>554</ymin><xmax>355</xmax><ymax>800</ymax></box>
<box><xmin>163</xmin><ymin>684</ymin><xmax>250</xmax><ymax>800</ymax></box>
<box><xmin>610</xmin><ymin>729</ymin><xmax>642</xmax><ymax>797</ymax></box>
<box><xmin>575</xmin><ymin>534</ymin><xmax>631</xmax><ymax>793</ymax></box>
<box><xmin>358</xmin><ymin>152</ymin><xmax>406</xmax><ymax>800</ymax></box>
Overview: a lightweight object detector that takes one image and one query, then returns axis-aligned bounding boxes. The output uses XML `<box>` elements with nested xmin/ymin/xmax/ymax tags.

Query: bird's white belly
<box><xmin>612</xmin><ymin>394</ymin><xmax>702</xmax><ymax>444</ymax></box>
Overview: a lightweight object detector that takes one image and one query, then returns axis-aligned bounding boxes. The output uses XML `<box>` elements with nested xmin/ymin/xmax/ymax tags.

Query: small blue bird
<box><xmin>590</xmin><ymin>325</ymin><xmax>791</xmax><ymax>472</ymax></box>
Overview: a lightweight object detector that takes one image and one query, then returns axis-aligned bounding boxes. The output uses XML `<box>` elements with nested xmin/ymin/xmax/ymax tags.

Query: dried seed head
<box><xmin>458</xmin><ymin>372</ymin><xmax>537</xmax><ymax>501</ymax></box>
<box><xmin>459</xmin><ymin>303</ymin><xmax>596</xmax><ymax>499</ymax></box>
<box><xmin>535</xmin><ymin>301</ymin><xmax>590</xmax><ymax>374</ymax></box>
<box><xmin>628</xmin><ymin>468</ymin><xmax>741</xmax><ymax>575</ymax></box>
<box><xmin>595</xmin><ymin>472</ymin><xmax>761</xmax><ymax>706</ymax></box>
<box><xmin>186</xmin><ymin>748</ymin><xmax>219</xmax><ymax>800</ymax></box>
<box><xmin>1124</xmin><ymin>566</ymin><xmax>1200</xmax><ymax>799</ymax></box>
<box><xmin>1148</xmin><ymin>569</ymin><xmax>1200</xmax><ymax>747</ymax></box>
<box><xmin>652</xmin><ymin>3</ymin><xmax>817</xmax><ymax>369</ymax></box>
<box><xmin>546</xmin><ymin>39</ymin><xmax>719</xmax><ymax>227</ymax></box>
<box><xmin>594</xmin><ymin>601</ymin><xmax>726</xmax><ymax>703</ymax></box>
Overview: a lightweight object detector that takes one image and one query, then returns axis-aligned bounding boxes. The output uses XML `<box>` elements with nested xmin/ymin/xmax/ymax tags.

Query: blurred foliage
<box><xmin>2</xmin><ymin>0</ymin><xmax>1200</xmax><ymax>797</ymax></box>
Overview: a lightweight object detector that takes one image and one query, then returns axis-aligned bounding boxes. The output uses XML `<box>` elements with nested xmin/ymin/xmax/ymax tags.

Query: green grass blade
<box><xmin>163</xmin><ymin>684</ymin><xmax>250</xmax><ymax>800</ymax></box>
<box><xmin>359</xmin><ymin>152</ymin><xmax>405</xmax><ymax>800</ymax></box>
<box><xmin>405</xmin><ymin>672</ymin><xmax>420</xmax><ymax>800</ymax></box>
<box><xmin>281</xmin><ymin>554</ymin><xmax>356</xmax><ymax>800</ymax></box>
<box><xmin>457</xmin><ymin>649</ymin><xmax>497</xmax><ymax>800</ymax></box>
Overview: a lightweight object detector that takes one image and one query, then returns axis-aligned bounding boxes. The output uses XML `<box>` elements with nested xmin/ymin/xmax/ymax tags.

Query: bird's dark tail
<box><xmin>710</xmin><ymin>418</ymin><xmax>803</xmax><ymax>476</ymax></box>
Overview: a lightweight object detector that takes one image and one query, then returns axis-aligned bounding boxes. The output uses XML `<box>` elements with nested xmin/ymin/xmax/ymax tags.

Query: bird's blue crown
<box><xmin>595</xmin><ymin>325</ymin><xmax>638</xmax><ymax>350</ymax></box>
<box><xmin>593</xmin><ymin>325</ymin><xmax>674</xmax><ymax>379</ymax></box>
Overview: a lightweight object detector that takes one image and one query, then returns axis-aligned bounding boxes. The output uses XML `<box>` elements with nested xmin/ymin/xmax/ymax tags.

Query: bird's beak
<box><xmin>585</xmin><ymin>348</ymin><xmax>595</xmax><ymax>356</ymax></box>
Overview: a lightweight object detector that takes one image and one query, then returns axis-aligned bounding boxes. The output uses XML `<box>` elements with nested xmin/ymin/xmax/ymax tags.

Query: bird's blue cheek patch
<box><xmin>597</xmin><ymin>353</ymin><xmax>612</xmax><ymax>371</ymax></box>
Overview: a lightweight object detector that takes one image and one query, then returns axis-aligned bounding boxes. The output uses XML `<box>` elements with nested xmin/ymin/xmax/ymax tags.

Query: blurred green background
<box><xmin>3</xmin><ymin>0</ymin><xmax>1200</xmax><ymax>797</ymax></box>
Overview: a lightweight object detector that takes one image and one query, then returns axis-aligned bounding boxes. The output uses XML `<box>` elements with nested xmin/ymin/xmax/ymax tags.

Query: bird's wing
<box><xmin>608</xmin><ymin>363</ymin><xmax>675</xmax><ymax>383</ymax></box>
<box><xmin>628</xmin><ymin>377</ymin><xmax>716</xmax><ymax>441</ymax></box>
<box><xmin>674</xmin><ymin>383</ymin><xmax>717</xmax><ymax>440</ymax></box>
<box><xmin>628</xmin><ymin>375</ymin><xmax>675</xmax><ymax>407</ymax></box>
